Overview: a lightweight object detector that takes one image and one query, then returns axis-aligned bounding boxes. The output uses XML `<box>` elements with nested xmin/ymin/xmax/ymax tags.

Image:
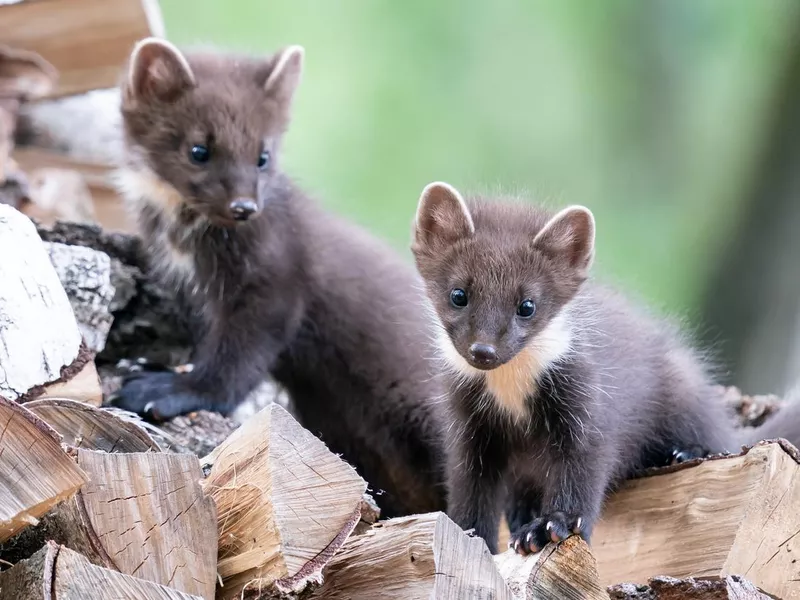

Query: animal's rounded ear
<box><xmin>532</xmin><ymin>205</ymin><xmax>595</xmax><ymax>275</ymax></box>
<box><xmin>125</xmin><ymin>37</ymin><xmax>195</xmax><ymax>103</ymax></box>
<box><xmin>264</xmin><ymin>45</ymin><xmax>305</xmax><ymax>106</ymax></box>
<box><xmin>413</xmin><ymin>181</ymin><xmax>475</xmax><ymax>250</ymax></box>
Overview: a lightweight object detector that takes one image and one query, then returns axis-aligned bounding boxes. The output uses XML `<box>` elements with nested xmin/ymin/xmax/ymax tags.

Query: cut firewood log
<box><xmin>24</xmin><ymin>397</ymin><xmax>160</xmax><ymax>452</ymax></box>
<box><xmin>0</xmin><ymin>541</ymin><xmax>202</xmax><ymax>600</ymax></box>
<box><xmin>1</xmin><ymin>450</ymin><xmax>217</xmax><ymax>599</ymax></box>
<box><xmin>201</xmin><ymin>403</ymin><xmax>367</xmax><ymax>600</ymax></box>
<box><xmin>608</xmin><ymin>575</ymin><xmax>772</xmax><ymax>600</ymax></box>
<box><xmin>0</xmin><ymin>396</ymin><xmax>87</xmax><ymax>543</ymax></box>
<box><xmin>36</xmin><ymin>360</ymin><xmax>103</xmax><ymax>407</ymax></box>
<box><xmin>494</xmin><ymin>536</ymin><xmax>608</xmax><ymax>600</ymax></box>
<box><xmin>0</xmin><ymin>0</ymin><xmax>164</xmax><ymax>99</ymax></box>
<box><xmin>593</xmin><ymin>441</ymin><xmax>800</xmax><ymax>599</ymax></box>
<box><xmin>312</xmin><ymin>512</ymin><xmax>511</xmax><ymax>600</ymax></box>
<box><xmin>0</xmin><ymin>205</ymin><xmax>86</xmax><ymax>402</ymax></box>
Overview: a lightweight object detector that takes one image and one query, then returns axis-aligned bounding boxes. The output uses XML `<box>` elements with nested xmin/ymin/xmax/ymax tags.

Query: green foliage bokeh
<box><xmin>159</xmin><ymin>0</ymin><xmax>796</xmax><ymax>320</ymax></box>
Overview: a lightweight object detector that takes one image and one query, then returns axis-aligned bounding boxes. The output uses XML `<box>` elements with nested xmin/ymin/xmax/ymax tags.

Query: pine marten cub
<box><xmin>411</xmin><ymin>181</ymin><xmax>800</xmax><ymax>554</ymax></box>
<box><xmin>108</xmin><ymin>38</ymin><xmax>446</xmax><ymax>517</ymax></box>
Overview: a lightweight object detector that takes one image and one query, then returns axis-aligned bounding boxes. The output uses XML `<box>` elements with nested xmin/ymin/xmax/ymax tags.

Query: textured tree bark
<box><xmin>0</xmin><ymin>205</ymin><xmax>85</xmax><ymax>402</ymax></box>
<box><xmin>608</xmin><ymin>575</ymin><xmax>771</xmax><ymax>599</ymax></box>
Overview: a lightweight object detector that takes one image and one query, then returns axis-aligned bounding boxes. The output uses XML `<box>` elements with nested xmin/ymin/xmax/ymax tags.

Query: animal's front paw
<box><xmin>106</xmin><ymin>371</ymin><xmax>206</xmax><ymax>422</ymax></box>
<box><xmin>671</xmin><ymin>444</ymin><xmax>708</xmax><ymax>465</ymax></box>
<box><xmin>509</xmin><ymin>512</ymin><xmax>585</xmax><ymax>555</ymax></box>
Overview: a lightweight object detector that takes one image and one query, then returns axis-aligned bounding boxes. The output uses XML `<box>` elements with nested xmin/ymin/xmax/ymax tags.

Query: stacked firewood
<box><xmin>2</xmin><ymin>189</ymin><xmax>798</xmax><ymax>600</ymax></box>
<box><xmin>1</xmin><ymin>1</ymin><xmax>799</xmax><ymax>598</ymax></box>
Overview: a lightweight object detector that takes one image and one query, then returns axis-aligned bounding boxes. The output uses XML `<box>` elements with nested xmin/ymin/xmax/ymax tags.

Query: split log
<box><xmin>608</xmin><ymin>575</ymin><xmax>772</xmax><ymax>600</ymax></box>
<box><xmin>0</xmin><ymin>396</ymin><xmax>87</xmax><ymax>543</ymax></box>
<box><xmin>43</xmin><ymin>241</ymin><xmax>115</xmax><ymax>354</ymax></box>
<box><xmin>24</xmin><ymin>397</ymin><xmax>160</xmax><ymax>452</ymax></box>
<box><xmin>0</xmin><ymin>205</ymin><xmax>85</xmax><ymax>402</ymax></box>
<box><xmin>312</xmin><ymin>512</ymin><xmax>511</xmax><ymax>600</ymax></box>
<box><xmin>593</xmin><ymin>441</ymin><xmax>800</xmax><ymax>599</ymax></box>
<box><xmin>0</xmin><ymin>541</ymin><xmax>202</xmax><ymax>600</ymax></box>
<box><xmin>0</xmin><ymin>0</ymin><xmax>164</xmax><ymax>99</ymax></box>
<box><xmin>494</xmin><ymin>536</ymin><xmax>608</xmax><ymax>600</ymax></box>
<box><xmin>36</xmin><ymin>360</ymin><xmax>103</xmax><ymax>408</ymax></box>
<box><xmin>1</xmin><ymin>450</ymin><xmax>217</xmax><ymax>599</ymax></box>
<box><xmin>202</xmin><ymin>403</ymin><xmax>367</xmax><ymax>599</ymax></box>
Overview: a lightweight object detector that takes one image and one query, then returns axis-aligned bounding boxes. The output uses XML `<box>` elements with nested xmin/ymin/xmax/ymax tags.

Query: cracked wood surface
<box><xmin>592</xmin><ymin>442</ymin><xmax>800</xmax><ymax>599</ymax></box>
<box><xmin>312</xmin><ymin>512</ymin><xmax>511</xmax><ymax>600</ymax></box>
<box><xmin>202</xmin><ymin>403</ymin><xmax>367</xmax><ymax>599</ymax></box>
<box><xmin>0</xmin><ymin>540</ymin><xmax>203</xmax><ymax>599</ymax></box>
<box><xmin>74</xmin><ymin>450</ymin><xmax>217</xmax><ymax>599</ymax></box>
<box><xmin>1</xmin><ymin>449</ymin><xmax>217</xmax><ymax>599</ymax></box>
<box><xmin>494</xmin><ymin>536</ymin><xmax>608</xmax><ymax>600</ymax></box>
<box><xmin>0</xmin><ymin>396</ymin><xmax>87</xmax><ymax>543</ymax></box>
<box><xmin>0</xmin><ymin>205</ymin><xmax>82</xmax><ymax>401</ymax></box>
<box><xmin>24</xmin><ymin>397</ymin><xmax>160</xmax><ymax>452</ymax></box>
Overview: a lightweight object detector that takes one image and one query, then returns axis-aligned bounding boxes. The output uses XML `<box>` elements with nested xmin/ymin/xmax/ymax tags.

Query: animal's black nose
<box><xmin>229</xmin><ymin>198</ymin><xmax>259</xmax><ymax>221</ymax></box>
<box><xmin>468</xmin><ymin>343</ymin><xmax>498</xmax><ymax>367</ymax></box>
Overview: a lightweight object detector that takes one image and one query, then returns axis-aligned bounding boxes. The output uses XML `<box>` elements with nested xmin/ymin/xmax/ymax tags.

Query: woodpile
<box><xmin>1</xmin><ymin>1</ymin><xmax>799</xmax><ymax>599</ymax></box>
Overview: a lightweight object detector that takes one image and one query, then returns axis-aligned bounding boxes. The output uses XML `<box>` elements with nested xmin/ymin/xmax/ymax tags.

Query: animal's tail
<box><xmin>739</xmin><ymin>385</ymin><xmax>800</xmax><ymax>449</ymax></box>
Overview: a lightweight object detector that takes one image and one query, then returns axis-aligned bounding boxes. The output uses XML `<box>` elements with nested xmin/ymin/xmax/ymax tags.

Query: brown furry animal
<box><xmin>411</xmin><ymin>181</ymin><xmax>799</xmax><ymax>554</ymax></box>
<box><xmin>108</xmin><ymin>38</ymin><xmax>447</xmax><ymax>517</ymax></box>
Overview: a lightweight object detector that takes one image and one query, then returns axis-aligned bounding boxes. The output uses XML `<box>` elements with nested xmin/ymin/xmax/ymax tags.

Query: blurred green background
<box><xmin>159</xmin><ymin>0</ymin><xmax>800</xmax><ymax>393</ymax></box>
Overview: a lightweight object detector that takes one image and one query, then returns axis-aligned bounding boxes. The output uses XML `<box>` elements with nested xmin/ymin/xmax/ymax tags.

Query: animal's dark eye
<box><xmin>190</xmin><ymin>145</ymin><xmax>210</xmax><ymax>164</ymax></box>
<box><xmin>257</xmin><ymin>150</ymin><xmax>270</xmax><ymax>169</ymax></box>
<box><xmin>450</xmin><ymin>288</ymin><xmax>468</xmax><ymax>308</ymax></box>
<box><xmin>517</xmin><ymin>299</ymin><xmax>536</xmax><ymax>318</ymax></box>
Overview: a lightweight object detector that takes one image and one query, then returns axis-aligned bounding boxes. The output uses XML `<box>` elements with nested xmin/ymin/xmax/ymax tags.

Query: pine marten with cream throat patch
<box><xmin>411</xmin><ymin>181</ymin><xmax>800</xmax><ymax>554</ymax></box>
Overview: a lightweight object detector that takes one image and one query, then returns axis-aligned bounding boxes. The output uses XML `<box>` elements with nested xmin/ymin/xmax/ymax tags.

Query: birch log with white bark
<box><xmin>0</xmin><ymin>204</ymin><xmax>83</xmax><ymax>401</ymax></box>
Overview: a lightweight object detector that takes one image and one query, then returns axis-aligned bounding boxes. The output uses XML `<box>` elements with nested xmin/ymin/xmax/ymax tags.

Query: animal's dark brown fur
<box><xmin>412</xmin><ymin>182</ymin><xmax>793</xmax><ymax>554</ymax></box>
<box><xmin>109</xmin><ymin>39</ymin><xmax>447</xmax><ymax>517</ymax></box>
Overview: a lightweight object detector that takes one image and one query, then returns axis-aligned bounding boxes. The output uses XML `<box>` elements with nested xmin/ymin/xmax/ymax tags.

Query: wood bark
<box><xmin>592</xmin><ymin>442</ymin><xmax>800</xmax><ymax>599</ymax></box>
<box><xmin>0</xmin><ymin>541</ymin><xmax>203</xmax><ymax>600</ymax></box>
<box><xmin>35</xmin><ymin>360</ymin><xmax>103</xmax><ymax>408</ymax></box>
<box><xmin>312</xmin><ymin>512</ymin><xmax>511</xmax><ymax>600</ymax></box>
<box><xmin>608</xmin><ymin>575</ymin><xmax>772</xmax><ymax>600</ymax></box>
<box><xmin>0</xmin><ymin>396</ymin><xmax>87</xmax><ymax>543</ymax></box>
<box><xmin>202</xmin><ymin>403</ymin><xmax>367</xmax><ymax>600</ymax></box>
<box><xmin>43</xmin><ymin>241</ymin><xmax>115</xmax><ymax>354</ymax></box>
<box><xmin>0</xmin><ymin>0</ymin><xmax>163</xmax><ymax>99</ymax></box>
<box><xmin>494</xmin><ymin>536</ymin><xmax>608</xmax><ymax>600</ymax></box>
<box><xmin>0</xmin><ymin>205</ymin><xmax>84</xmax><ymax>401</ymax></box>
